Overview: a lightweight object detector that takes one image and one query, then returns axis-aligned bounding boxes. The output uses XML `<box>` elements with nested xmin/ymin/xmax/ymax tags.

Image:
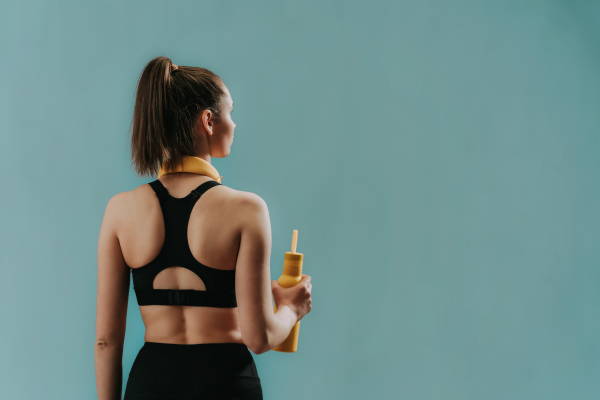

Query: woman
<box><xmin>95</xmin><ymin>56</ymin><xmax>313</xmax><ymax>400</ymax></box>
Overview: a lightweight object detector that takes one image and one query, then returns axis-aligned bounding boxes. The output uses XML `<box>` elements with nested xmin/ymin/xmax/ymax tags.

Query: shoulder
<box><xmin>98</xmin><ymin>190</ymin><xmax>133</xmax><ymax>240</ymax></box>
<box><xmin>212</xmin><ymin>186</ymin><xmax>270</xmax><ymax>224</ymax></box>
<box><xmin>223</xmin><ymin>186</ymin><xmax>268</xmax><ymax>210</ymax></box>
<box><xmin>102</xmin><ymin>190</ymin><xmax>130</xmax><ymax>214</ymax></box>
<box><xmin>102</xmin><ymin>189</ymin><xmax>134</xmax><ymax>218</ymax></box>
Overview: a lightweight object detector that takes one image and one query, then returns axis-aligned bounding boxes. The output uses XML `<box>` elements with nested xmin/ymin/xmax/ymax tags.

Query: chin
<box><xmin>220</xmin><ymin>148</ymin><xmax>232</xmax><ymax>158</ymax></box>
<box><xmin>212</xmin><ymin>146</ymin><xmax>231</xmax><ymax>158</ymax></box>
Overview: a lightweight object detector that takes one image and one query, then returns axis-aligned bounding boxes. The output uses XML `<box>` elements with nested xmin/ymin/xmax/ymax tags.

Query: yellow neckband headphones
<box><xmin>157</xmin><ymin>155</ymin><xmax>223</xmax><ymax>184</ymax></box>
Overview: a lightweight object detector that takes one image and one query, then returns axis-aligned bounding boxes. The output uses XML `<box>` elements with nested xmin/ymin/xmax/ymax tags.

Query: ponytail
<box><xmin>129</xmin><ymin>56</ymin><xmax>226</xmax><ymax>177</ymax></box>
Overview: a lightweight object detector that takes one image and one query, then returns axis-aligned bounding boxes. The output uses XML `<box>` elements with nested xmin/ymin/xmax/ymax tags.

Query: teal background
<box><xmin>1</xmin><ymin>0</ymin><xmax>599</xmax><ymax>399</ymax></box>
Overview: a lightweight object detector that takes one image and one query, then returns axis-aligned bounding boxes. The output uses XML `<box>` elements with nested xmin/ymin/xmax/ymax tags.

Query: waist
<box><xmin>140</xmin><ymin>307</ymin><xmax>242</xmax><ymax>343</ymax></box>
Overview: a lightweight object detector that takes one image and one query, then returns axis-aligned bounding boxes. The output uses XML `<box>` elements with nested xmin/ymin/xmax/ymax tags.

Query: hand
<box><xmin>271</xmin><ymin>274</ymin><xmax>312</xmax><ymax>322</ymax></box>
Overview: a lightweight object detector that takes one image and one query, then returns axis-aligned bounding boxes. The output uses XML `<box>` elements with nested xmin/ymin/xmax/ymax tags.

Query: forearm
<box><xmin>264</xmin><ymin>304</ymin><xmax>298</xmax><ymax>353</ymax></box>
<box><xmin>95</xmin><ymin>340</ymin><xmax>124</xmax><ymax>400</ymax></box>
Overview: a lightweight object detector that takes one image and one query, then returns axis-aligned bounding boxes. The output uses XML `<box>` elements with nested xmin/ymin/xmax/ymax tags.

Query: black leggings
<box><xmin>124</xmin><ymin>341</ymin><xmax>263</xmax><ymax>400</ymax></box>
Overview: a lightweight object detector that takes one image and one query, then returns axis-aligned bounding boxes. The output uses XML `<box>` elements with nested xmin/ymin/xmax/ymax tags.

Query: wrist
<box><xmin>277</xmin><ymin>304</ymin><xmax>298</xmax><ymax>323</ymax></box>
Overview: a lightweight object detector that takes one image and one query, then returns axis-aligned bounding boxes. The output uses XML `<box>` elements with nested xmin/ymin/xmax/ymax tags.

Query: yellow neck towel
<box><xmin>157</xmin><ymin>155</ymin><xmax>223</xmax><ymax>184</ymax></box>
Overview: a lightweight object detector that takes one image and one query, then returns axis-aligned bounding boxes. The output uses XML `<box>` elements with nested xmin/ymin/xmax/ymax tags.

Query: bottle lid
<box><xmin>284</xmin><ymin>252</ymin><xmax>303</xmax><ymax>268</ymax></box>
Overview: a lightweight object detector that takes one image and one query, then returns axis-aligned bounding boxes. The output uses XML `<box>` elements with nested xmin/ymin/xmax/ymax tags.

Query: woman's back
<box><xmin>120</xmin><ymin>173</ymin><xmax>247</xmax><ymax>344</ymax></box>
<box><xmin>97</xmin><ymin>57</ymin><xmax>311</xmax><ymax>400</ymax></box>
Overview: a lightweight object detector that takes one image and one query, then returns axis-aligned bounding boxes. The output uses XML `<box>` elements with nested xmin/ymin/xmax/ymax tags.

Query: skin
<box><xmin>95</xmin><ymin>84</ymin><xmax>243</xmax><ymax>400</ymax></box>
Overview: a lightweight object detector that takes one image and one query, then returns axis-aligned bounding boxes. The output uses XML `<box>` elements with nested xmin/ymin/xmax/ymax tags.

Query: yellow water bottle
<box><xmin>273</xmin><ymin>229</ymin><xmax>304</xmax><ymax>353</ymax></box>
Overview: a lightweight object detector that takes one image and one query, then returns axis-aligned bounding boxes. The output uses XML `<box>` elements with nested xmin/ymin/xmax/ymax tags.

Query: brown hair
<box><xmin>129</xmin><ymin>56</ymin><xmax>227</xmax><ymax>177</ymax></box>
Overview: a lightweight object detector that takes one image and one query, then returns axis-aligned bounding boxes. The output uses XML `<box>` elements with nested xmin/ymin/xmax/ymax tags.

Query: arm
<box><xmin>235</xmin><ymin>193</ymin><xmax>298</xmax><ymax>355</ymax></box>
<box><xmin>95</xmin><ymin>193</ymin><xmax>130</xmax><ymax>400</ymax></box>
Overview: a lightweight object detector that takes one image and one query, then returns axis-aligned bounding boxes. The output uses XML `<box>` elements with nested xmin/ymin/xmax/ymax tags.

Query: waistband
<box><xmin>134</xmin><ymin>341</ymin><xmax>258</xmax><ymax>378</ymax></box>
<box><xmin>143</xmin><ymin>341</ymin><xmax>249</xmax><ymax>349</ymax></box>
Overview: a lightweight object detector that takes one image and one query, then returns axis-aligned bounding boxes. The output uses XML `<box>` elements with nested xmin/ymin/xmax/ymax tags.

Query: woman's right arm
<box><xmin>235</xmin><ymin>193</ymin><xmax>311</xmax><ymax>354</ymax></box>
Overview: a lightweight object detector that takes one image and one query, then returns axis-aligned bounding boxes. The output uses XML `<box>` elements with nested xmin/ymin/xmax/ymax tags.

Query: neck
<box><xmin>194</xmin><ymin>153</ymin><xmax>211</xmax><ymax>165</ymax></box>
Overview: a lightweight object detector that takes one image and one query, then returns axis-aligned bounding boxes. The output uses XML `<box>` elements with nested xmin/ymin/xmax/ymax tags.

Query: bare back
<box><xmin>119</xmin><ymin>173</ymin><xmax>246</xmax><ymax>344</ymax></box>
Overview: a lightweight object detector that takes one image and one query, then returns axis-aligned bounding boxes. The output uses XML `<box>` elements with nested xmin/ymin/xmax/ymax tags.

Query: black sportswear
<box><xmin>129</xmin><ymin>179</ymin><xmax>237</xmax><ymax>308</ymax></box>
<box><xmin>123</xmin><ymin>341</ymin><xmax>263</xmax><ymax>400</ymax></box>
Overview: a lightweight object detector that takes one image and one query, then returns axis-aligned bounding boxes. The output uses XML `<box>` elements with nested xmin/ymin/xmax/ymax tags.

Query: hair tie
<box><xmin>172</xmin><ymin>64</ymin><xmax>178</xmax><ymax>71</ymax></box>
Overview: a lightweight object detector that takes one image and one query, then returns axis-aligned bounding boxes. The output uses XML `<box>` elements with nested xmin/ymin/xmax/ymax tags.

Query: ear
<box><xmin>198</xmin><ymin>110</ymin><xmax>214</xmax><ymax>135</ymax></box>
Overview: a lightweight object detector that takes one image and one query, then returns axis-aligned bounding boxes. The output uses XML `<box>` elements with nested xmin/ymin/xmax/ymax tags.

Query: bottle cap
<box><xmin>284</xmin><ymin>251</ymin><xmax>303</xmax><ymax>268</ymax></box>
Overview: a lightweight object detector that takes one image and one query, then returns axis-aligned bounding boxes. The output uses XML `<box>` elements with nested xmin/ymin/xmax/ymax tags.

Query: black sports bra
<box><xmin>130</xmin><ymin>179</ymin><xmax>237</xmax><ymax>308</ymax></box>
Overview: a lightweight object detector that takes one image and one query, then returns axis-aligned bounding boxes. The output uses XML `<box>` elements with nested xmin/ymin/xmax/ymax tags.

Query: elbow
<box><xmin>249</xmin><ymin>344</ymin><xmax>269</xmax><ymax>355</ymax></box>
<box><xmin>251</xmin><ymin>341</ymin><xmax>271</xmax><ymax>355</ymax></box>
<box><xmin>95</xmin><ymin>335</ymin><xmax>124</xmax><ymax>349</ymax></box>
<box><xmin>245</xmin><ymin>334</ymin><xmax>270</xmax><ymax>355</ymax></box>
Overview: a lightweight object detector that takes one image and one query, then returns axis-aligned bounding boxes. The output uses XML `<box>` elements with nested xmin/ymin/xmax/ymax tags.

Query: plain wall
<box><xmin>0</xmin><ymin>0</ymin><xmax>598</xmax><ymax>399</ymax></box>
